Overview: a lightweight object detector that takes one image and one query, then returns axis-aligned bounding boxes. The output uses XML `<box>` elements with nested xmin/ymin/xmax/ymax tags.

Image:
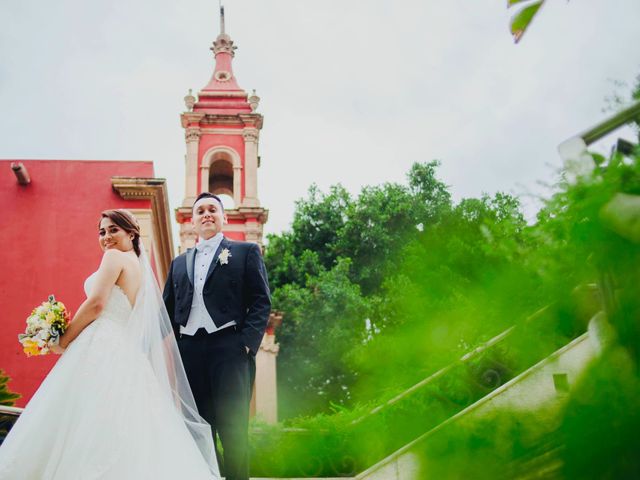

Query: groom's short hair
<box><xmin>192</xmin><ymin>192</ymin><xmax>224</xmax><ymax>213</ymax></box>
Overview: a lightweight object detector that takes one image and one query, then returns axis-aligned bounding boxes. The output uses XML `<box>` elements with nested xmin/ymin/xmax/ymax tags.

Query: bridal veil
<box><xmin>129</xmin><ymin>244</ymin><xmax>220</xmax><ymax>476</ymax></box>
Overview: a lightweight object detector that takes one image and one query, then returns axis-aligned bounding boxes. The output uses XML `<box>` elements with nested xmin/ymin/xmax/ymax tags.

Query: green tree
<box><xmin>267</xmin><ymin>162</ymin><xmax>453</xmax><ymax>418</ymax></box>
<box><xmin>338</xmin><ymin>161</ymin><xmax>451</xmax><ymax>294</ymax></box>
<box><xmin>350</xmin><ymin>191</ymin><xmax>547</xmax><ymax>398</ymax></box>
<box><xmin>274</xmin><ymin>259</ymin><xmax>371</xmax><ymax>418</ymax></box>
<box><xmin>268</xmin><ymin>161</ymin><xmax>546</xmax><ymax>417</ymax></box>
<box><xmin>264</xmin><ymin>185</ymin><xmax>351</xmax><ymax>290</ymax></box>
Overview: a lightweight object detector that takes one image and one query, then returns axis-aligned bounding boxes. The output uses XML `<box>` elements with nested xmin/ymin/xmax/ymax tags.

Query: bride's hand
<box><xmin>50</xmin><ymin>344</ymin><xmax>65</xmax><ymax>355</ymax></box>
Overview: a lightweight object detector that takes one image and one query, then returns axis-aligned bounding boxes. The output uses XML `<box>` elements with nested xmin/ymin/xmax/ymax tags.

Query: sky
<box><xmin>2</xmin><ymin>0</ymin><xmax>639</xmax><ymax>243</ymax></box>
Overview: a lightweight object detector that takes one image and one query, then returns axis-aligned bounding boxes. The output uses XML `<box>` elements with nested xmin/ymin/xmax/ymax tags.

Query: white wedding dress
<box><xmin>0</xmin><ymin>264</ymin><xmax>220</xmax><ymax>479</ymax></box>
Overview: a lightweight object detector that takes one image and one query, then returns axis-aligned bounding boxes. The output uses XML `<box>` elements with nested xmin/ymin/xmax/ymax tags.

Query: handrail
<box><xmin>0</xmin><ymin>405</ymin><xmax>23</xmax><ymax>416</ymax></box>
<box><xmin>558</xmin><ymin>100</ymin><xmax>640</xmax><ymax>162</ymax></box>
<box><xmin>350</xmin><ymin>304</ymin><xmax>552</xmax><ymax>425</ymax></box>
<box><xmin>581</xmin><ymin>101</ymin><xmax>640</xmax><ymax>146</ymax></box>
<box><xmin>353</xmin><ymin>331</ymin><xmax>591</xmax><ymax>479</ymax></box>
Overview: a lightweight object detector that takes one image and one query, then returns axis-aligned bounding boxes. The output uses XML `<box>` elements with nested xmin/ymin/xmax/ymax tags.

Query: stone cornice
<box><xmin>176</xmin><ymin>206</ymin><xmax>269</xmax><ymax>225</ymax></box>
<box><xmin>198</xmin><ymin>90</ymin><xmax>247</xmax><ymax>98</ymax></box>
<box><xmin>229</xmin><ymin>207</ymin><xmax>269</xmax><ymax>224</ymax></box>
<box><xmin>200</xmin><ymin>128</ymin><xmax>245</xmax><ymax>135</ymax></box>
<box><xmin>239</xmin><ymin>113</ymin><xmax>264</xmax><ymax>130</ymax></box>
<box><xmin>182</xmin><ymin>114</ymin><xmax>261</xmax><ymax>129</ymax></box>
<box><xmin>175</xmin><ymin>206</ymin><xmax>193</xmax><ymax>223</ymax></box>
<box><xmin>200</xmin><ymin>115</ymin><xmax>250</xmax><ymax>126</ymax></box>
<box><xmin>180</xmin><ymin>112</ymin><xmax>206</xmax><ymax>129</ymax></box>
<box><xmin>111</xmin><ymin>177</ymin><xmax>174</xmax><ymax>282</ymax></box>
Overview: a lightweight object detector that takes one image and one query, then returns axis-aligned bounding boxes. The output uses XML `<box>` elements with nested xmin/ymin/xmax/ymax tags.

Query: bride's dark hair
<box><xmin>99</xmin><ymin>209</ymin><xmax>142</xmax><ymax>256</ymax></box>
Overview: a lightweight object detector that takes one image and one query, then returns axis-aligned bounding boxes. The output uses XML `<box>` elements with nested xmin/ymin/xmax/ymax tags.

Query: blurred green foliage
<box><xmin>0</xmin><ymin>370</ymin><xmax>20</xmax><ymax>443</ymax></box>
<box><xmin>0</xmin><ymin>371</ymin><xmax>19</xmax><ymax>407</ymax></box>
<box><xmin>254</xmin><ymin>160</ymin><xmax>584</xmax><ymax>476</ymax></box>
<box><xmin>414</xmin><ymin>144</ymin><xmax>640</xmax><ymax>477</ymax></box>
<box><xmin>267</xmin><ymin>161</ymin><xmax>456</xmax><ymax>418</ymax></box>
<box><xmin>252</xmin><ymin>145</ymin><xmax>640</xmax><ymax>477</ymax></box>
<box><xmin>268</xmin><ymin>158</ymin><xmax>589</xmax><ymax>420</ymax></box>
<box><xmin>258</xmin><ymin>89</ymin><xmax>640</xmax><ymax>475</ymax></box>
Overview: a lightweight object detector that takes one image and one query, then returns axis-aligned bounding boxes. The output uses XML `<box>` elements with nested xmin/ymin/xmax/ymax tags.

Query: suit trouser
<box><xmin>178</xmin><ymin>327</ymin><xmax>253</xmax><ymax>480</ymax></box>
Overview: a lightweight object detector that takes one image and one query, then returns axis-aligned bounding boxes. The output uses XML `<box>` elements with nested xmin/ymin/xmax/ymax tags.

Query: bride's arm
<box><xmin>58</xmin><ymin>250</ymin><xmax>125</xmax><ymax>349</ymax></box>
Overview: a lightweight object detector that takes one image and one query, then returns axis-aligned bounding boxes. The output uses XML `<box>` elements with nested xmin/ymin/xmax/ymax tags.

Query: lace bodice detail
<box><xmin>84</xmin><ymin>272</ymin><xmax>134</xmax><ymax>322</ymax></box>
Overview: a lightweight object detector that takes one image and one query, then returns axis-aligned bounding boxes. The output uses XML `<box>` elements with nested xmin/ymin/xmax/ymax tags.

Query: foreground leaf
<box><xmin>510</xmin><ymin>0</ymin><xmax>544</xmax><ymax>43</ymax></box>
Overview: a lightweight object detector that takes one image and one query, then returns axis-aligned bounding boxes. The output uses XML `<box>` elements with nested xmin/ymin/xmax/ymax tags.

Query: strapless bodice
<box><xmin>84</xmin><ymin>272</ymin><xmax>134</xmax><ymax>323</ymax></box>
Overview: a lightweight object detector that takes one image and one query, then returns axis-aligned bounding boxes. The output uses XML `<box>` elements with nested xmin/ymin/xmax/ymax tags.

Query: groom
<box><xmin>163</xmin><ymin>192</ymin><xmax>271</xmax><ymax>480</ymax></box>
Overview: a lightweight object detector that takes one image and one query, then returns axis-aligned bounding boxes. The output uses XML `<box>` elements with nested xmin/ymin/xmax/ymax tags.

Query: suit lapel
<box><xmin>205</xmin><ymin>237</ymin><xmax>230</xmax><ymax>284</ymax></box>
<box><xmin>186</xmin><ymin>247</ymin><xmax>196</xmax><ymax>286</ymax></box>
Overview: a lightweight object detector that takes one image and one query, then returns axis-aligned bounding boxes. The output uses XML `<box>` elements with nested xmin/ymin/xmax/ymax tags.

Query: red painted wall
<box><xmin>0</xmin><ymin>160</ymin><xmax>154</xmax><ymax>406</ymax></box>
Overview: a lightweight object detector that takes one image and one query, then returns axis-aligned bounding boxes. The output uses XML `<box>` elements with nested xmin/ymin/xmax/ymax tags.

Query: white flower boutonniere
<box><xmin>218</xmin><ymin>248</ymin><xmax>232</xmax><ymax>265</ymax></box>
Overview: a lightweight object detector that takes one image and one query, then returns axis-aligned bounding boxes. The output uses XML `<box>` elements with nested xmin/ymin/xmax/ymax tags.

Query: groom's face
<box><xmin>192</xmin><ymin>197</ymin><xmax>226</xmax><ymax>239</ymax></box>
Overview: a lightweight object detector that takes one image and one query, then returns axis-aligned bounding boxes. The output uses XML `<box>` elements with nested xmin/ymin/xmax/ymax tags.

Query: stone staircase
<box><xmin>353</xmin><ymin>332</ymin><xmax>596</xmax><ymax>479</ymax></box>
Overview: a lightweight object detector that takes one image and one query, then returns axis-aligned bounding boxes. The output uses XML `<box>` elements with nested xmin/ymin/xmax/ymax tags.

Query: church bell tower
<box><xmin>177</xmin><ymin>6</ymin><xmax>279</xmax><ymax>424</ymax></box>
<box><xmin>177</xmin><ymin>6</ymin><xmax>268</xmax><ymax>251</ymax></box>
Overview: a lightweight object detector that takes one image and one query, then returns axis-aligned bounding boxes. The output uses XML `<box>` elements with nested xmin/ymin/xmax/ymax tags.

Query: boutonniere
<box><xmin>218</xmin><ymin>248</ymin><xmax>232</xmax><ymax>265</ymax></box>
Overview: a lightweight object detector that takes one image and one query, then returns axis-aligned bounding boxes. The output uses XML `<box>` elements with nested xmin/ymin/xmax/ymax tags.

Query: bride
<box><xmin>0</xmin><ymin>209</ymin><xmax>220</xmax><ymax>479</ymax></box>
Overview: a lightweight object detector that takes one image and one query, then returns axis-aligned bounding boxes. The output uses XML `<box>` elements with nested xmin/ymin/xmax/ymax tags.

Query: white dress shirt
<box><xmin>180</xmin><ymin>233</ymin><xmax>237</xmax><ymax>336</ymax></box>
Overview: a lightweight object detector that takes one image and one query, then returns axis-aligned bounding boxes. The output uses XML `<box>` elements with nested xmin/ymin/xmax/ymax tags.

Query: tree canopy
<box><xmin>265</xmin><ymin>161</ymin><xmax>538</xmax><ymax>418</ymax></box>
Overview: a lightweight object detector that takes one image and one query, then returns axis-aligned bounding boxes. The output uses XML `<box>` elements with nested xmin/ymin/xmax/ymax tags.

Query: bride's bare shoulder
<box><xmin>100</xmin><ymin>250</ymin><xmax>139</xmax><ymax>273</ymax></box>
<box><xmin>100</xmin><ymin>248</ymin><xmax>127</xmax><ymax>264</ymax></box>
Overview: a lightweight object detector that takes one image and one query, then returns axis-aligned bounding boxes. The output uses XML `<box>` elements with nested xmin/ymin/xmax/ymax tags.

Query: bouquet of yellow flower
<box><xmin>18</xmin><ymin>295</ymin><xmax>70</xmax><ymax>356</ymax></box>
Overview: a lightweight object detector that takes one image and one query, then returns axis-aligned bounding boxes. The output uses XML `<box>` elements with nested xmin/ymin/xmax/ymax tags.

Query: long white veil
<box><xmin>128</xmin><ymin>244</ymin><xmax>220</xmax><ymax>477</ymax></box>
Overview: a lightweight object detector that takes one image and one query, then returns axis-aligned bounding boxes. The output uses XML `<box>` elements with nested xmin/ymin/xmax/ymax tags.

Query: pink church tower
<box><xmin>177</xmin><ymin>6</ymin><xmax>268</xmax><ymax>250</ymax></box>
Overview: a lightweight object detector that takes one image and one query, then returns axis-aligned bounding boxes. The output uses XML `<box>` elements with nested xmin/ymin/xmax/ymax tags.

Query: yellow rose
<box><xmin>22</xmin><ymin>339</ymin><xmax>41</xmax><ymax>357</ymax></box>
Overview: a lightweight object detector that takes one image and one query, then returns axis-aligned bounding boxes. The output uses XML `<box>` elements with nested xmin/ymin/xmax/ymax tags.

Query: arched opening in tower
<box><xmin>208</xmin><ymin>158</ymin><xmax>235</xmax><ymax>209</ymax></box>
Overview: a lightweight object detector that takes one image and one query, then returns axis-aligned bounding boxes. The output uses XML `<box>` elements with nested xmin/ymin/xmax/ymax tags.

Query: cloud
<box><xmin>1</xmin><ymin>0</ymin><xmax>639</xmax><ymax>240</ymax></box>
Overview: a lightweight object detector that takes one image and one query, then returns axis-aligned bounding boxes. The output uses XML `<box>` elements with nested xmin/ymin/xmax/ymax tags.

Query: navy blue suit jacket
<box><xmin>162</xmin><ymin>237</ymin><xmax>271</xmax><ymax>355</ymax></box>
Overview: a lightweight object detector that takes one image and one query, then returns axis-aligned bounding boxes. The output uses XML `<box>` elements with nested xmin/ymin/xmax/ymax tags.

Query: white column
<box><xmin>255</xmin><ymin>333</ymin><xmax>279</xmax><ymax>424</ymax></box>
<box><xmin>179</xmin><ymin>222</ymin><xmax>197</xmax><ymax>252</ymax></box>
<box><xmin>242</xmin><ymin>129</ymin><xmax>260</xmax><ymax>207</ymax></box>
<box><xmin>200</xmin><ymin>162</ymin><xmax>210</xmax><ymax>197</ymax></box>
<box><xmin>184</xmin><ymin>127</ymin><xmax>201</xmax><ymax>205</ymax></box>
<box><xmin>233</xmin><ymin>165</ymin><xmax>242</xmax><ymax>206</ymax></box>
